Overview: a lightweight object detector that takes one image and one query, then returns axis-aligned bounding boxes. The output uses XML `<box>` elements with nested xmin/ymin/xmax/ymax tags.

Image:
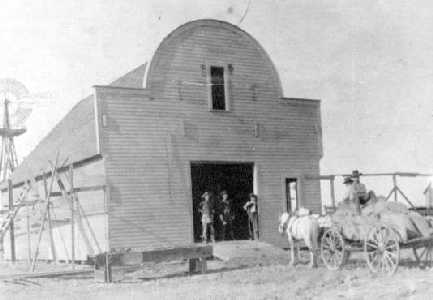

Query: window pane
<box><xmin>210</xmin><ymin>66</ymin><xmax>225</xmax><ymax>110</ymax></box>
<box><xmin>286</xmin><ymin>178</ymin><xmax>297</xmax><ymax>212</ymax></box>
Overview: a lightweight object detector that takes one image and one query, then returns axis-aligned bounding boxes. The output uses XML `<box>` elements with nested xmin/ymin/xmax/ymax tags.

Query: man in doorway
<box><xmin>199</xmin><ymin>192</ymin><xmax>215</xmax><ymax>243</ymax></box>
<box><xmin>243</xmin><ymin>193</ymin><xmax>259</xmax><ymax>240</ymax></box>
<box><xmin>218</xmin><ymin>190</ymin><xmax>235</xmax><ymax>240</ymax></box>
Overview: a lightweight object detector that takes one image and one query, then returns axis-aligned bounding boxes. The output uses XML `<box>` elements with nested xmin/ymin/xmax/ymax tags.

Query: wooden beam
<box><xmin>330</xmin><ymin>177</ymin><xmax>336</xmax><ymax>208</ymax></box>
<box><xmin>44</xmin><ymin>173</ymin><xmax>57</xmax><ymax>263</ymax></box>
<box><xmin>69</xmin><ymin>166</ymin><xmax>76</xmax><ymax>270</ymax></box>
<box><xmin>0</xmin><ymin>269</ymin><xmax>93</xmax><ymax>280</ymax></box>
<box><xmin>1</xmin><ymin>154</ymin><xmax>103</xmax><ymax>192</ymax></box>
<box><xmin>31</xmin><ymin>157</ymin><xmax>58</xmax><ymax>272</ymax></box>
<box><xmin>94</xmin><ymin>245</ymin><xmax>213</xmax><ymax>267</ymax></box>
<box><xmin>77</xmin><ymin>201</ymin><xmax>101</xmax><ymax>253</ymax></box>
<box><xmin>74</xmin><ymin>185</ymin><xmax>105</xmax><ymax>193</ymax></box>
<box><xmin>26</xmin><ymin>205</ymin><xmax>31</xmax><ymax>264</ymax></box>
<box><xmin>8</xmin><ymin>179</ymin><xmax>15</xmax><ymax>262</ymax></box>
<box><xmin>49</xmin><ymin>185</ymin><xmax>106</xmax><ymax>197</ymax></box>
<box><xmin>304</xmin><ymin>175</ymin><xmax>335</xmax><ymax>180</ymax></box>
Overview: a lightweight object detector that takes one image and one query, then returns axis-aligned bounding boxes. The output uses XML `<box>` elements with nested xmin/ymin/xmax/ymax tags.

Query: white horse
<box><xmin>278</xmin><ymin>211</ymin><xmax>320</xmax><ymax>268</ymax></box>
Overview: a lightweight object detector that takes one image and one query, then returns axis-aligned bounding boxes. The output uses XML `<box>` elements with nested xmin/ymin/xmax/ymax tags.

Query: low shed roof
<box><xmin>9</xmin><ymin>63</ymin><xmax>147</xmax><ymax>185</ymax></box>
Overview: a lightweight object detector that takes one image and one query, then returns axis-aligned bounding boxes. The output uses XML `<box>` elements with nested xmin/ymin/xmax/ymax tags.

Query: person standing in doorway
<box><xmin>218</xmin><ymin>190</ymin><xmax>235</xmax><ymax>240</ymax></box>
<box><xmin>243</xmin><ymin>193</ymin><xmax>259</xmax><ymax>240</ymax></box>
<box><xmin>199</xmin><ymin>192</ymin><xmax>215</xmax><ymax>243</ymax></box>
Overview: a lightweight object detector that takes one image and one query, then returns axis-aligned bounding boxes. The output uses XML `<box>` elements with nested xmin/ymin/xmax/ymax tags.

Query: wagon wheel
<box><xmin>321</xmin><ymin>228</ymin><xmax>346</xmax><ymax>270</ymax></box>
<box><xmin>364</xmin><ymin>225</ymin><xmax>400</xmax><ymax>275</ymax></box>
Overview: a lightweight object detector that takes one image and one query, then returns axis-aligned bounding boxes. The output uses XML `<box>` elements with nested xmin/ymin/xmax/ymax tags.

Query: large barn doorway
<box><xmin>190</xmin><ymin>162</ymin><xmax>254</xmax><ymax>242</ymax></box>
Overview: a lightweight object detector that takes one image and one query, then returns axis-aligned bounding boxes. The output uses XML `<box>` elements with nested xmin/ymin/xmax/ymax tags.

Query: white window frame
<box><xmin>206</xmin><ymin>64</ymin><xmax>231</xmax><ymax>112</ymax></box>
<box><xmin>280</xmin><ymin>175</ymin><xmax>302</xmax><ymax>213</ymax></box>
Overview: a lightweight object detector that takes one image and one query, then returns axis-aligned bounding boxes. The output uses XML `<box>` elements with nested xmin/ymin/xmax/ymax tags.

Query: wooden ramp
<box><xmin>213</xmin><ymin>240</ymin><xmax>288</xmax><ymax>265</ymax></box>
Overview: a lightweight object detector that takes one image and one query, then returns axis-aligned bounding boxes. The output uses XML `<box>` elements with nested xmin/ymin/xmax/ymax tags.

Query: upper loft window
<box><xmin>210</xmin><ymin>66</ymin><xmax>226</xmax><ymax>111</ymax></box>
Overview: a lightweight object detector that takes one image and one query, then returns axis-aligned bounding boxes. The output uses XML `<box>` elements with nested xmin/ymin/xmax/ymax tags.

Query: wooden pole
<box><xmin>62</xmin><ymin>170</ymin><xmax>95</xmax><ymax>256</ymax></box>
<box><xmin>26</xmin><ymin>204</ymin><xmax>31</xmax><ymax>264</ymax></box>
<box><xmin>393</xmin><ymin>175</ymin><xmax>398</xmax><ymax>202</ymax></box>
<box><xmin>31</xmin><ymin>162</ymin><xmax>58</xmax><ymax>272</ymax></box>
<box><xmin>8</xmin><ymin>179</ymin><xmax>15</xmax><ymax>262</ymax></box>
<box><xmin>69</xmin><ymin>166</ymin><xmax>75</xmax><ymax>269</ymax></box>
<box><xmin>44</xmin><ymin>173</ymin><xmax>57</xmax><ymax>263</ymax></box>
<box><xmin>330</xmin><ymin>177</ymin><xmax>336</xmax><ymax>208</ymax></box>
<box><xmin>77</xmin><ymin>202</ymin><xmax>101</xmax><ymax>253</ymax></box>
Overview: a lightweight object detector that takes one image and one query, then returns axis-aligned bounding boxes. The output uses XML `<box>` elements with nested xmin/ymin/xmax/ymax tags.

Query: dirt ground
<box><xmin>1</xmin><ymin>250</ymin><xmax>433</xmax><ymax>300</ymax></box>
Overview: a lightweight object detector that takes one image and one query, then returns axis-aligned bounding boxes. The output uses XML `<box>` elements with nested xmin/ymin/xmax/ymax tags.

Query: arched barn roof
<box><xmin>144</xmin><ymin>19</ymin><xmax>283</xmax><ymax>97</ymax></box>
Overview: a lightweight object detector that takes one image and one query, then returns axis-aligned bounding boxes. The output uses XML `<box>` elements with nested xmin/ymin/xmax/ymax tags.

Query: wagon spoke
<box><xmin>385</xmin><ymin>251</ymin><xmax>397</xmax><ymax>264</ymax></box>
<box><xmin>321</xmin><ymin>229</ymin><xmax>345</xmax><ymax>270</ymax></box>
<box><xmin>384</xmin><ymin>252</ymin><xmax>395</xmax><ymax>267</ymax></box>
<box><xmin>366</xmin><ymin>241</ymin><xmax>378</xmax><ymax>250</ymax></box>
<box><xmin>365</xmin><ymin>225</ymin><xmax>400</xmax><ymax>275</ymax></box>
<box><xmin>370</xmin><ymin>251</ymin><xmax>380</xmax><ymax>268</ymax></box>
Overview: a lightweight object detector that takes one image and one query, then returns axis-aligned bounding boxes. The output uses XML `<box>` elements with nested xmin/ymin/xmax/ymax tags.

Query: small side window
<box><xmin>285</xmin><ymin>178</ymin><xmax>298</xmax><ymax>212</ymax></box>
<box><xmin>210</xmin><ymin>66</ymin><xmax>226</xmax><ymax>111</ymax></box>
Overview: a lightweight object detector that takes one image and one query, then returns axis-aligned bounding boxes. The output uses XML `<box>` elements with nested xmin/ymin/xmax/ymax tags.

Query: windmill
<box><xmin>0</xmin><ymin>78</ymin><xmax>52</xmax><ymax>182</ymax></box>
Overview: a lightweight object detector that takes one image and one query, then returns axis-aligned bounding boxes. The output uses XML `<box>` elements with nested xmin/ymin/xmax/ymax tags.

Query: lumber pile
<box><xmin>331</xmin><ymin>198</ymin><xmax>433</xmax><ymax>241</ymax></box>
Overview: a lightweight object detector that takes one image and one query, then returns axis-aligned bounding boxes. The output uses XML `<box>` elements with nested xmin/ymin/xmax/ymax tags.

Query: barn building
<box><xmin>2</xmin><ymin>19</ymin><xmax>322</xmax><ymax>261</ymax></box>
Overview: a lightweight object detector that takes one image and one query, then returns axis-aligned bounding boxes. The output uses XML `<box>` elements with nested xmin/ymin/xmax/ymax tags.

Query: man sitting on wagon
<box><xmin>343</xmin><ymin>170</ymin><xmax>376</xmax><ymax>213</ymax></box>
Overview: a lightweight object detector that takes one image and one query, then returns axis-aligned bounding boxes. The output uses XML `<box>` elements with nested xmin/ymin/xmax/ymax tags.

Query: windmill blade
<box><xmin>0</xmin><ymin>78</ymin><xmax>55</xmax><ymax>128</ymax></box>
<box><xmin>11</xmin><ymin>107</ymin><xmax>33</xmax><ymax>128</ymax></box>
<box><xmin>0</xmin><ymin>78</ymin><xmax>29</xmax><ymax>101</ymax></box>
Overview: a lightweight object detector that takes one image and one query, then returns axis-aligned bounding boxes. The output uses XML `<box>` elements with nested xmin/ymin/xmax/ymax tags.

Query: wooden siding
<box><xmin>96</xmin><ymin>19</ymin><xmax>322</xmax><ymax>249</ymax></box>
<box><xmin>2</xmin><ymin>160</ymin><xmax>107</xmax><ymax>261</ymax></box>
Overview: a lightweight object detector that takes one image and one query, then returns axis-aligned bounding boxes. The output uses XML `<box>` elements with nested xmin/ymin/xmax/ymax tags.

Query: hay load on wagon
<box><xmin>320</xmin><ymin>196</ymin><xmax>433</xmax><ymax>275</ymax></box>
<box><xmin>331</xmin><ymin>197</ymin><xmax>433</xmax><ymax>242</ymax></box>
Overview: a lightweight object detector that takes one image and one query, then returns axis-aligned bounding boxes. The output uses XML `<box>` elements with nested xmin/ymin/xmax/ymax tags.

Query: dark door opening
<box><xmin>191</xmin><ymin>162</ymin><xmax>254</xmax><ymax>242</ymax></box>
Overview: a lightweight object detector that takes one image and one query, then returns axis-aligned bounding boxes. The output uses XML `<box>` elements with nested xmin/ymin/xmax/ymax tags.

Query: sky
<box><xmin>1</xmin><ymin>0</ymin><xmax>433</xmax><ymax>205</ymax></box>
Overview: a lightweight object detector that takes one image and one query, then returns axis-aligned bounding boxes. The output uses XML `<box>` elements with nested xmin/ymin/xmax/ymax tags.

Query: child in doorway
<box><xmin>243</xmin><ymin>193</ymin><xmax>259</xmax><ymax>240</ymax></box>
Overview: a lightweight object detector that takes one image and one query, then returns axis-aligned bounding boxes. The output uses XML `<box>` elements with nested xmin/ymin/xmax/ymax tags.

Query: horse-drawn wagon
<box><xmin>320</xmin><ymin>201</ymin><xmax>433</xmax><ymax>275</ymax></box>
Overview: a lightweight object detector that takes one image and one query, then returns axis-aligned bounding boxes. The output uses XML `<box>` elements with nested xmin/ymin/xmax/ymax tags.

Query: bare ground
<box><xmin>1</xmin><ymin>250</ymin><xmax>432</xmax><ymax>300</ymax></box>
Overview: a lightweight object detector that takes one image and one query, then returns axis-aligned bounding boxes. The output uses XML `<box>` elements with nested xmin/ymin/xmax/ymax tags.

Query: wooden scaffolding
<box><xmin>0</xmin><ymin>154</ymin><xmax>105</xmax><ymax>272</ymax></box>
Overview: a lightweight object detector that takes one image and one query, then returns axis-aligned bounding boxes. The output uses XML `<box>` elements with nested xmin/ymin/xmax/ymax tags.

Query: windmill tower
<box><xmin>0</xmin><ymin>79</ymin><xmax>30</xmax><ymax>182</ymax></box>
<box><xmin>0</xmin><ymin>99</ymin><xmax>26</xmax><ymax>181</ymax></box>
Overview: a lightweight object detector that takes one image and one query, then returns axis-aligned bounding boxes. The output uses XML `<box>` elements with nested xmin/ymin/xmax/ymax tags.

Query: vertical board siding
<box><xmin>97</xmin><ymin>20</ymin><xmax>322</xmax><ymax>249</ymax></box>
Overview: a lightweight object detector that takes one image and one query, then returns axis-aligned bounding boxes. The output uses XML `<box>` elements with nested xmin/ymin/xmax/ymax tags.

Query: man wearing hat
<box><xmin>199</xmin><ymin>192</ymin><xmax>215</xmax><ymax>243</ymax></box>
<box><xmin>243</xmin><ymin>193</ymin><xmax>259</xmax><ymax>240</ymax></box>
<box><xmin>343</xmin><ymin>170</ymin><xmax>372</xmax><ymax>213</ymax></box>
<box><xmin>218</xmin><ymin>190</ymin><xmax>235</xmax><ymax>240</ymax></box>
<box><xmin>351</xmin><ymin>170</ymin><xmax>368</xmax><ymax>202</ymax></box>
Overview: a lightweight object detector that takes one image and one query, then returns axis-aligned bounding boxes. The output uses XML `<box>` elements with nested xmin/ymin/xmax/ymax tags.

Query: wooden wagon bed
<box><xmin>321</xmin><ymin>225</ymin><xmax>433</xmax><ymax>275</ymax></box>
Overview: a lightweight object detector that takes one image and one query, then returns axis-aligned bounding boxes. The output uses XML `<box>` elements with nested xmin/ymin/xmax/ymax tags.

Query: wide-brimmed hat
<box><xmin>249</xmin><ymin>193</ymin><xmax>258</xmax><ymax>200</ymax></box>
<box><xmin>351</xmin><ymin>170</ymin><xmax>362</xmax><ymax>178</ymax></box>
<box><xmin>343</xmin><ymin>176</ymin><xmax>353</xmax><ymax>184</ymax></box>
<box><xmin>220</xmin><ymin>190</ymin><xmax>228</xmax><ymax>196</ymax></box>
<box><xmin>201</xmin><ymin>192</ymin><xmax>210</xmax><ymax>198</ymax></box>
